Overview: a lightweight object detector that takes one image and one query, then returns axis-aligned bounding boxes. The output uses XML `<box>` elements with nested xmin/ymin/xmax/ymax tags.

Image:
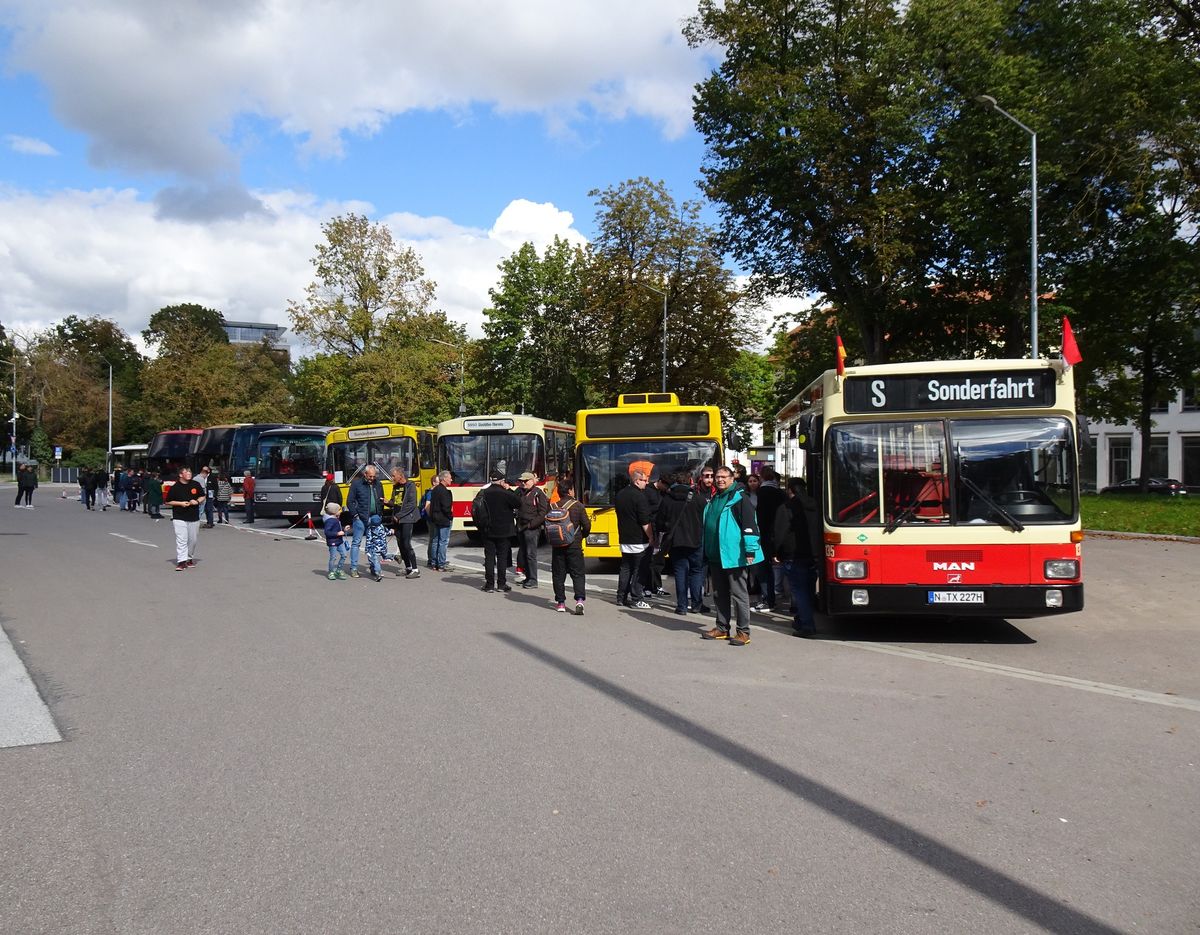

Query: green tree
<box><xmin>584</xmin><ymin>178</ymin><xmax>751</xmax><ymax>405</ymax></box>
<box><xmin>143</xmin><ymin>303</ymin><xmax>228</xmax><ymax>355</ymax></box>
<box><xmin>289</xmin><ymin>213</ymin><xmax>437</xmax><ymax>357</ymax></box>
<box><xmin>477</xmin><ymin>238</ymin><xmax>594</xmax><ymax>421</ymax></box>
<box><xmin>686</xmin><ymin>1</ymin><xmax>941</xmax><ymax>364</ymax></box>
<box><xmin>722</xmin><ymin>350</ymin><xmax>777</xmax><ymax>451</ymax></box>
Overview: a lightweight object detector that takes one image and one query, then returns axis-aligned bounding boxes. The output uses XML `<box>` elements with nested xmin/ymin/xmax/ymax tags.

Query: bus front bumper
<box><xmin>825</xmin><ymin>583</ymin><xmax>1084</xmax><ymax>618</ymax></box>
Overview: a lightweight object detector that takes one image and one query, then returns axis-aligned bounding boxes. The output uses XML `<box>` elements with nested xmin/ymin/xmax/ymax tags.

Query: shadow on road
<box><xmin>816</xmin><ymin>614</ymin><xmax>1036</xmax><ymax>645</ymax></box>
<box><xmin>492</xmin><ymin>632</ymin><xmax>1120</xmax><ymax>935</ymax></box>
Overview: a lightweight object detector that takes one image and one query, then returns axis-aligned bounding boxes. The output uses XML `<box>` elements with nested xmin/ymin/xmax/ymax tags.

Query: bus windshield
<box><xmin>828</xmin><ymin>417</ymin><xmax>1076</xmax><ymax>527</ymax></box>
<box><xmin>229</xmin><ymin>425</ymin><xmax>284</xmax><ymax>478</ymax></box>
<box><xmin>438</xmin><ymin>433</ymin><xmax>543</xmax><ymax>484</ymax></box>
<box><xmin>328</xmin><ymin>437</ymin><xmax>416</xmax><ymax>480</ymax></box>
<box><xmin>257</xmin><ymin>433</ymin><xmax>328</xmax><ymax>480</ymax></box>
<box><xmin>577</xmin><ymin>440</ymin><xmax>720</xmax><ymax>506</ymax></box>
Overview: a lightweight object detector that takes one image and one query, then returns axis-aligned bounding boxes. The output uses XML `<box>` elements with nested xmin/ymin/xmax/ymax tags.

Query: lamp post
<box><xmin>635</xmin><ymin>281</ymin><xmax>669</xmax><ymax>392</ymax></box>
<box><xmin>977</xmin><ymin>94</ymin><xmax>1039</xmax><ymax>359</ymax></box>
<box><xmin>105</xmin><ymin>359</ymin><xmax>112</xmax><ymax>467</ymax></box>
<box><xmin>5</xmin><ymin>356</ymin><xmax>16</xmax><ymax>481</ymax></box>
<box><xmin>428</xmin><ymin>338</ymin><xmax>467</xmax><ymax>415</ymax></box>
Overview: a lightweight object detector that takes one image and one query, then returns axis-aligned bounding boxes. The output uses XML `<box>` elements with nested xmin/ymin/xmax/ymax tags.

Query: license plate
<box><xmin>281</xmin><ymin>510</ymin><xmax>299</xmax><ymax>517</ymax></box>
<box><xmin>928</xmin><ymin>590</ymin><xmax>984</xmax><ymax>604</ymax></box>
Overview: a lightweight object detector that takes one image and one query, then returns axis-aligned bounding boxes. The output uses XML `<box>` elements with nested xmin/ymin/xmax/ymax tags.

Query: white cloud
<box><xmin>5</xmin><ymin>134</ymin><xmax>59</xmax><ymax>156</ymax></box>
<box><xmin>3</xmin><ymin>0</ymin><xmax>708</xmax><ymax>184</ymax></box>
<box><xmin>0</xmin><ymin>184</ymin><xmax>587</xmax><ymax>351</ymax></box>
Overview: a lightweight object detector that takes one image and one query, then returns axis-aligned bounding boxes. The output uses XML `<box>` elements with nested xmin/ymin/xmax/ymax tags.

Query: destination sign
<box><xmin>844</xmin><ymin>369</ymin><xmax>1056</xmax><ymax>413</ymax></box>
<box><xmin>463</xmin><ymin>418</ymin><xmax>515</xmax><ymax>432</ymax></box>
<box><xmin>347</xmin><ymin>426</ymin><xmax>391</xmax><ymax>440</ymax></box>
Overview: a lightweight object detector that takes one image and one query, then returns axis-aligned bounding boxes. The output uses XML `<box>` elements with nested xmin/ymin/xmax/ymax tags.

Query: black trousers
<box><xmin>617</xmin><ymin>550</ymin><xmax>647</xmax><ymax>604</ymax></box>
<box><xmin>394</xmin><ymin>522</ymin><xmax>417</xmax><ymax>570</ymax></box>
<box><xmin>483</xmin><ymin>536</ymin><xmax>512</xmax><ymax>587</ymax></box>
<box><xmin>551</xmin><ymin>545</ymin><xmax>586</xmax><ymax>603</ymax></box>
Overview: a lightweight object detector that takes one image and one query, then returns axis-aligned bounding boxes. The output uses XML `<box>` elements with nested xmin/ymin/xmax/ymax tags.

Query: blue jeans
<box><xmin>327</xmin><ymin>540</ymin><xmax>349</xmax><ymax>574</ymax></box>
<box><xmin>350</xmin><ymin>516</ymin><xmax>366</xmax><ymax>568</ymax></box>
<box><xmin>782</xmin><ymin>559</ymin><xmax>818</xmax><ymax>633</ymax></box>
<box><xmin>429</xmin><ymin>525</ymin><xmax>450</xmax><ymax>567</ymax></box>
<box><xmin>671</xmin><ymin>545</ymin><xmax>706</xmax><ymax>613</ymax></box>
<box><xmin>118</xmin><ymin>491</ymin><xmax>128</xmax><ymax>510</ymax></box>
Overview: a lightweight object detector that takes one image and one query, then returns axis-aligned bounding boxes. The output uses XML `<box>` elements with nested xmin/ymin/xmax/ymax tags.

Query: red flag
<box><xmin>836</xmin><ymin>335</ymin><xmax>847</xmax><ymax>376</ymax></box>
<box><xmin>1062</xmin><ymin>317</ymin><xmax>1082</xmax><ymax>368</ymax></box>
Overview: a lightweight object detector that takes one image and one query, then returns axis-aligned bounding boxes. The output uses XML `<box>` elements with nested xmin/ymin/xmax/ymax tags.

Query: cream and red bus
<box><xmin>782</xmin><ymin>358</ymin><xmax>1083</xmax><ymax>617</ymax></box>
<box><xmin>435</xmin><ymin>413</ymin><xmax>574</xmax><ymax>534</ymax></box>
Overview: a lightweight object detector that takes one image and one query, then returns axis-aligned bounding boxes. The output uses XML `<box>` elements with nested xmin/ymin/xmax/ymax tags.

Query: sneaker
<box><xmin>673</xmin><ymin>608</ymin><xmax>688</xmax><ymax>615</ymax></box>
<box><xmin>522</xmin><ymin>580</ymin><xmax>537</xmax><ymax>589</ymax></box>
<box><xmin>175</xmin><ymin>562</ymin><xmax>187</xmax><ymax>571</ymax></box>
<box><xmin>626</xmin><ymin>600</ymin><xmax>651</xmax><ymax>610</ymax></box>
<box><xmin>655</xmin><ymin>588</ymin><xmax>670</xmax><ymax>597</ymax></box>
<box><xmin>574</xmin><ymin>602</ymin><xmax>585</xmax><ymax>616</ymax></box>
<box><xmin>335</xmin><ymin>570</ymin><xmax>349</xmax><ymax>580</ymax></box>
<box><xmin>372</xmin><ymin>572</ymin><xmax>384</xmax><ymax>582</ymax></box>
<box><xmin>701</xmin><ymin>627</ymin><xmax>730</xmax><ymax>640</ymax></box>
<box><xmin>349</xmin><ymin>569</ymin><xmax>360</xmax><ymax>578</ymax></box>
<box><xmin>406</xmin><ymin>568</ymin><xmax>420</xmax><ymax>579</ymax></box>
<box><xmin>499</xmin><ymin>584</ymin><xmax>512</xmax><ymax>592</ymax></box>
<box><xmin>729</xmin><ymin>631</ymin><xmax>751</xmax><ymax>646</ymax></box>
<box><xmin>328</xmin><ymin>572</ymin><xmax>338</xmax><ymax>580</ymax></box>
<box><xmin>793</xmin><ymin>627</ymin><xmax>817</xmax><ymax>639</ymax></box>
<box><xmin>186</xmin><ymin>559</ymin><xmax>195</xmax><ymax>567</ymax></box>
<box><xmin>555</xmin><ymin>602</ymin><xmax>567</xmax><ymax>613</ymax></box>
<box><xmin>481</xmin><ymin>584</ymin><xmax>496</xmax><ymax>592</ymax></box>
<box><xmin>752</xmin><ymin>602</ymin><xmax>774</xmax><ymax>612</ymax></box>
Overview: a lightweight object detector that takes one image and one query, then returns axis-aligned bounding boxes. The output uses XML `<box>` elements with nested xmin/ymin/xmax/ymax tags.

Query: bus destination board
<box><xmin>843</xmin><ymin>369</ymin><xmax>1056</xmax><ymax>413</ymax></box>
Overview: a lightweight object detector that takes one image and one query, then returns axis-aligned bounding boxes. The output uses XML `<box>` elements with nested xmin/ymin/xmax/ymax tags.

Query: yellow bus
<box><xmin>574</xmin><ymin>393</ymin><xmax>723</xmax><ymax>559</ymax></box>
<box><xmin>325</xmin><ymin>423</ymin><xmax>437</xmax><ymax>509</ymax></box>
<box><xmin>435</xmin><ymin>413</ymin><xmax>575</xmax><ymax>534</ymax></box>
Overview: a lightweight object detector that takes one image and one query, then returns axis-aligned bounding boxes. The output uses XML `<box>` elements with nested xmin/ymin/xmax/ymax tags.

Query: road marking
<box><xmin>824</xmin><ymin>640</ymin><xmax>1200</xmax><ymax>713</ymax></box>
<box><xmin>0</xmin><ymin>628</ymin><xmax>62</xmax><ymax>748</ymax></box>
<box><xmin>109</xmin><ymin>532</ymin><xmax>158</xmax><ymax>548</ymax></box>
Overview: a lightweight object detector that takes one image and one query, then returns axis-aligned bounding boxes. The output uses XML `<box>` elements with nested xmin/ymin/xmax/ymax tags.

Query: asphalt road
<box><xmin>2</xmin><ymin>489</ymin><xmax>1198</xmax><ymax>934</ymax></box>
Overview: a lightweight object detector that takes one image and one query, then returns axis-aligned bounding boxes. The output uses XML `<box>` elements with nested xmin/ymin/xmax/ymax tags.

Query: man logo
<box><xmin>932</xmin><ymin>561</ymin><xmax>975</xmax><ymax>571</ymax></box>
<box><xmin>947</xmin><ymin>573</ymin><xmax>962</xmax><ymax>584</ymax></box>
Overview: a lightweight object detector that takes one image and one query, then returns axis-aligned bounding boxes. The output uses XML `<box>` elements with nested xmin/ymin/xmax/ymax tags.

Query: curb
<box><xmin>1084</xmin><ymin>529</ymin><xmax>1200</xmax><ymax>545</ymax></box>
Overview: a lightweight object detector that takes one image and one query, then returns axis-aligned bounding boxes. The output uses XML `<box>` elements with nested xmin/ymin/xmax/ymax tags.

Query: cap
<box><xmin>489</xmin><ymin>469</ymin><xmax>505</xmax><ymax>481</ymax></box>
<box><xmin>518</xmin><ymin>471</ymin><xmax>537</xmax><ymax>482</ymax></box>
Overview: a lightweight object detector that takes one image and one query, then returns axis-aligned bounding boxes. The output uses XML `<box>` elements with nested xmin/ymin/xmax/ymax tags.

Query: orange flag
<box><xmin>1062</xmin><ymin>317</ymin><xmax>1082</xmax><ymax>368</ymax></box>
<box><xmin>836</xmin><ymin>335</ymin><xmax>847</xmax><ymax>376</ymax></box>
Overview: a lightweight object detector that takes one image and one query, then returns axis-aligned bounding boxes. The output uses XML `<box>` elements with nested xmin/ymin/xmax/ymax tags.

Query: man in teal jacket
<box><xmin>700</xmin><ymin>465</ymin><xmax>763</xmax><ymax>646</ymax></box>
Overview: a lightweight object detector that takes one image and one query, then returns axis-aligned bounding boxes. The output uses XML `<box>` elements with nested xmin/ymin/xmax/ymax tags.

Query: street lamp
<box><xmin>635</xmin><ymin>281</ymin><xmax>669</xmax><ymax>393</ymax></box>
<box><xmin>428</xmin><ymin>338</ymin><xmax>467</xmax><ymax>415</ymax></box>
<box><xmin>4</xmin><ymin>356</ymin><xmax>16</xmax><ymax>481</ymax></box>
<box><xmin>977</xmin><ymin>94</ymin><xmax>1039</xmax><ymax>359</ymax></box>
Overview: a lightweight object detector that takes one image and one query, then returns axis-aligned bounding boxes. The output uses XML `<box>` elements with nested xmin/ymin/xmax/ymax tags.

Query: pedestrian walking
<box><xmin>215</xmin><ymin>471</ymin><xmax>233</xmax><ymax>524</ymax></box>
<box><xmin>82</xmin><ymin>467</ymin><xmax>98</xmax><ymax>510</ymax></box>
<box><xmin>547</xmin><ymin>476</ymin><xmax>590</xmax><ymax>614</ymax></box>
<box><xmin>197</xmin><ymin>466</ymin><xmax>217</xmax><ymax>527</ymax></box>
<box><xmin>144</xmin><ymin>471</ymin><xmax>164</xmax><ymax>520</ymax></box>
<box><xmin>323</xmin><ymin>501</ymin><xmax>350</xmax><ymax>579</ymax></box>
<box><xmin>347</xmin><ymin>465</ymin><xmax>386</xmax><ymax>580</ymax></box>
<box><xmin>389</xmin><ymin>467</ymin><xmax>421</xmax><ymax>578</ymax></box>
<box><xmin>241</xmin><ymin>469</ymin><xmax>256</xmax><ymax>523</ymax></box>
<box><xmin>700</xmin><ymin>466</ymin><xmax>763</xmax><ymax>646</ymax></box>
<box><xmin>427</xmin><ymin>470</ymin><xmax>454</xmax><ymax>571</ymax></box>
<box><xmin>165</xmin><ymin>466</ymin><xmax>206</xmax><ymax>571</ymax></box>
<box><xmin>94</xmin><ymin>467</ymin><xmax>110</xmax><ymax>511</ymax></box>
<box><xmin>15</xmin><ymin>464</ymin><xmax>38</xmax><ymax>508</ymax></box>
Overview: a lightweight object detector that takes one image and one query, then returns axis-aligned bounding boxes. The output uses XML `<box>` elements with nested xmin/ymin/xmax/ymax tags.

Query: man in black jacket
<box><xmin>773</xmin><ymin>476</ymin><xmax>822</xmax><ymax>637</ymax></box>
<box><xmin>615</xmin><ymin>470</ymin><xmax>652</xmax><ymax>609</ymax></box>
<box><xmin>346</xmin><ymin>465</ymin><xmax>386</xmax><ymax>579</ymax></box>
<box><xmin>749</xmin><ymin>470</ymin><xmax>786</xmax><ymax>611</ymax></box>
<box><xmin>428</xmin><ymin>470</ymin><xmax>455</xmax><ymax>571</ymax></box>
<box><xmin>514</xmin><ymin>470</ymin><xmax>550</xmax><ymax>588</ymax></box>
<box><xmin>656</xmin><ymin>471</ymin><xmax>708</xmax><ymax>615</ymax></box>
<box><xmin>476</xmin><ymin>470</ymin><xmax>522</xmax><ymax>592</ymax></box>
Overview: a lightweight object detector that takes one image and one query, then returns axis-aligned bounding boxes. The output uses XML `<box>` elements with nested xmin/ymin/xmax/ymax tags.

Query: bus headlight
<box><xmin>586</xmin><ymin>533</ymin><xmax>609</xmax><ymax>546</ymax></box>
<box><xmin>851</xmin><ymin>589</ymin><xmax>870</xmax><ymax>606</ymax></box>
<box><xmin>1045</xmin><ymin>589</ymin><xmax>1064</xmax><ymax>608</ymax></box>
<box><xmin>835</xmin><ymin>560</ymin><xmax>867</xmax><ymax>579</ymax></box>
<box><xmin>1044</xmin><ymin>559</ymin><xmax>1079</xmax><ymax>580</ymax></box>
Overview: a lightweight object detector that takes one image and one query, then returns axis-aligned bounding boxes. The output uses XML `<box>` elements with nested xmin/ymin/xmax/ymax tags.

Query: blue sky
<box><xmin>1</xmin><ymin>1</ymin><xmax>780</xmax><ymax>351</ymax></box>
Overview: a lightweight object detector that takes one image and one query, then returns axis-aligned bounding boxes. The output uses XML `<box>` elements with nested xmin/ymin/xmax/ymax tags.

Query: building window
<box><xmin>1184</xmin><ymin>386</ymin><xmax>1199</xmax><ymax>412</ymax></box>
<box><xmin>1183</xmin><ymin>438</ymin><xmax>1200</xmax><ymax>487</ymax></box>
<box><xmin>1147</xmin><ymin>436</ymin><xmax>1169</xmax><ymax>478</ymax></box>
<box><xmin>1150</xmin><ymin>392</ymin><xmax>1173</xmax><ymax>413</ymax></box>
<box><xmin>1108</xmin><ymin>438</ymin><xmax>1131</xmax><ymax>484</ymax></box>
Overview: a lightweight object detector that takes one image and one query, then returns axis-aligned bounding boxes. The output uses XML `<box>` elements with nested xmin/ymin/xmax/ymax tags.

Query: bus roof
<box><xmin>326</xmin><ymin>423</ymin><xmax>434</xmax><ymax>443</ymax></box>
<box><xmin>258</xmin><ymin>425</ymin><xmax>338</xmax><ymax>438</ymax></box>
<box><xmin>436</xmin><ymin>413</ymin><xmax>574</xmax><ymax>434</ymax></box>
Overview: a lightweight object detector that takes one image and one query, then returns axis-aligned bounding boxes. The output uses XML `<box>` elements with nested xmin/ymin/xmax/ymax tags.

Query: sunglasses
<box><xmin>701</xmin><ymin>473</ymin><xmax>714</xmax><ymax>478</ymax></box>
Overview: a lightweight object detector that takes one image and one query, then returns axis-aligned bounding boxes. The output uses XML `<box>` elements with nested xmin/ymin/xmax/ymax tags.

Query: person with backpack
<box><xmin>514</xmin><ymin>470</ymin><xmax>550</xmax><ymax>589</ymax></box>
<box><xmin>473</xmin><ymin>469</ymin><xmax>521</xmax><ymax>592</ymax></box>
<box><xmin>546</xmin><ymin>476</ymin><xmax>590</xmax><ymax>615</ymax></box>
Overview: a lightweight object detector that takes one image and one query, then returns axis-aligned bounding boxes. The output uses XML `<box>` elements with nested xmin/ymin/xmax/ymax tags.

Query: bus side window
<box><xmin>419</xmin><ymin>431</ymin><xmax>436</xmax><ymax>470</ymax></box>
<box><xmin>546</xmin><ymin>431</ymin><xmax>559</xmax><ymax>477</ymax></box>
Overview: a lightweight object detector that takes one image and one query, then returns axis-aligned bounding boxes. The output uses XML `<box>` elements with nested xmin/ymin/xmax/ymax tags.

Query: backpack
<box><xmin>544</xmin><ymin>498</ymin><xmax>579</xmax><ymax>547</ymax></box>
<box><xmin>471</xmin><ymin>489</ymin><xmax>491</xmax><ymax>535</ymax></box>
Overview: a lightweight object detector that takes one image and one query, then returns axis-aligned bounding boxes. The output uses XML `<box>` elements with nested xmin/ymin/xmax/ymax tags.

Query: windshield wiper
<box><xmin>884</xmin><ymin>495</ymin><xmax>923</xmax><ymax>534</ymax></box>
<box><xmin>960</xmin><ymin>475</ymin><xmax>1025</xmax><ymax>532</ymax></box>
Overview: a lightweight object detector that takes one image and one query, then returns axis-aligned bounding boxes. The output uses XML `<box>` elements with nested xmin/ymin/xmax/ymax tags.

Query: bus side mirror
<box><xmin>798</xmin><ymin>414</ymin><xmax>822</xmax><ymax>454</ymax></box>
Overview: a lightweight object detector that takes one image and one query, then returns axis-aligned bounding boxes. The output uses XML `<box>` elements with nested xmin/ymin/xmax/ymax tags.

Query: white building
<box><xmin>1086</xmin><ymin>386</ymin><xmax>1200</xmax><ymax>490</ymax></box>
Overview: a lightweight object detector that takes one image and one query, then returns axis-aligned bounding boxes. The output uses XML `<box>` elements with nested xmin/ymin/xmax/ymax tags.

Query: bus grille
<box><xmin>925</xmin><ymin>549</ymin><xmax>984</xmax><ymax>563</ymax></box>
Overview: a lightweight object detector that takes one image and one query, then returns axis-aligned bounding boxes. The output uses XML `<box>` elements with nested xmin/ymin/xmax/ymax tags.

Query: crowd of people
<box><xmin>43</xmin><ymin>456</ymin><xmax>820</xmax><ymax>645</ymax></box>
